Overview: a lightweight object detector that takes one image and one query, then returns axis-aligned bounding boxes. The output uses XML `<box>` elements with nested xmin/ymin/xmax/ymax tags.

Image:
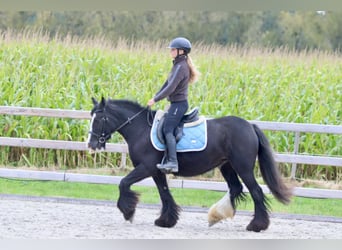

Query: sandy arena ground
<box><xmin>0</xmin><ymin>195</ymin><xmax>341</xmax><ymax>239</ymax></box>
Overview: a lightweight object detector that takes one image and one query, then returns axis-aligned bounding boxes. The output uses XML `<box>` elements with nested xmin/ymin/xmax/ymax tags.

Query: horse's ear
<box><xmin>91</xmin><ymin>97</ymin><xmax>98</xmax><ymax>106</ymax></box>
<box><xmin>100</xmin><ymin>96</ymin><xmax>106</xmax><ymax>107</ymax></box>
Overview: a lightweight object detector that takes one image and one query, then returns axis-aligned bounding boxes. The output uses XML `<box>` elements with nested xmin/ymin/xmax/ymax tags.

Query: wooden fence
<box><xmin>0</xmin><ymin>106</ymin><xmax>342</xmax><ymax>199</ymax></box>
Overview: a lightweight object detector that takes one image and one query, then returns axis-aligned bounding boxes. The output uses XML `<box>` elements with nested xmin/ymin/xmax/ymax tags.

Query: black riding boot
<box><xmin>157</xmin><ymin>134</ymin><xmax>178</xmax><ymax>173</ymax></box>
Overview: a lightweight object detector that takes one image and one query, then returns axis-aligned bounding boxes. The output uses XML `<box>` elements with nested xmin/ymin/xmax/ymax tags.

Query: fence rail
<box><xmin>0</xmin><ymin>168</ymin><xmax>341</xmax><ymax>199</ymax></box>
<box><xmin>1</xmin><ymin>105</ymin><xmax>342</xmax><ymax>199</ymax></box>
<box><xmin>0</xmin><ymin>136</ymin><xmax>341</xmax><ymax>167</ymax></box>
<box><xmin>1</xmin><ymin>106</ymin><xmax>341</xmax><ymax>167</ymax></box>
<box><xmin>1</xmin><ymin>105</ymin><xmax>341</xmax><ymax>133</ymax></box>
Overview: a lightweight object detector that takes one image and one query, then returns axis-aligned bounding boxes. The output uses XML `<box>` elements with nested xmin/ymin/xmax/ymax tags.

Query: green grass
<box><xmin>1</xmin><ymin>177</ymin><xmax>342</xmax><ymax>218</ymax></box>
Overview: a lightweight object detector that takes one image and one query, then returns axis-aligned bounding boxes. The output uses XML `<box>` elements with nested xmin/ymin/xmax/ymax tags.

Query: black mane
<box><xmin>106</xmin><ymin>99</ymin><xmax>145</xmax><ymax>113</ymax></box>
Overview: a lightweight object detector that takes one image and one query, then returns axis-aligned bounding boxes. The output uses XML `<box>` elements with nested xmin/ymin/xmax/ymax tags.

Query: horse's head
<box><xmin>87</xmin><ymin>97</ymin><xmax>150</xmax><ymax>152</ymax></box>
<box><xmin>87</xmin><ymin>97</ymin><xmax>112</xmax><ymax>152</ymax></box>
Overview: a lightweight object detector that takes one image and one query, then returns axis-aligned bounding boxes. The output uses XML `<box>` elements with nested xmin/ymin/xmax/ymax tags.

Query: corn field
<box><xmin>0</xmin><ymin>30</ymin><xmax>341</xmax><ymax>181</ymax></box>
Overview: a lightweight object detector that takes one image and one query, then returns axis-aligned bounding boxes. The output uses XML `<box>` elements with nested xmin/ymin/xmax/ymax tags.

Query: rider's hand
<box><xmin>147</xmin><ymin>98</ymin><xmax>155</xmax><ymax>107</ymax></box>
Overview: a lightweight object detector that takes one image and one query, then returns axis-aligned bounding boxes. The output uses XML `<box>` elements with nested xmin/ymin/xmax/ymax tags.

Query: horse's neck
<box><xmin>114</xmin><ymin>109</ymin><xmax>150</xmax><ymax>144</ymax></box>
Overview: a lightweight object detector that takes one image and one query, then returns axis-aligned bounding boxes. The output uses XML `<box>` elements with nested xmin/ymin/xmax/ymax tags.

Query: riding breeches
<box><xmin>163</xmin><ymin>100</ymin><xmax>189</xmax><ymax>137</ymax></box>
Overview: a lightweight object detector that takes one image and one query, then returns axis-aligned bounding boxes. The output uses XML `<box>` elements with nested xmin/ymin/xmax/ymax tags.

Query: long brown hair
<box><xmin>187</xmin><ymin>55</ymin><xmax>200</xmax><ymax>84</ymax></box>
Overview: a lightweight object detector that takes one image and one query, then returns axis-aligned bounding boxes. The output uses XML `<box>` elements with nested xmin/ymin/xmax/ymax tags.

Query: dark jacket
<box><xmin>153</xmin><ymin>55</ymin><xmax>190</xmax><ymax>103</ymax></box>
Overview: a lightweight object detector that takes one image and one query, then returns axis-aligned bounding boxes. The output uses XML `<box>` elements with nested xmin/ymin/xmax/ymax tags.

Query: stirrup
<box><xmin>156</xmin><ymin>162</ymin><xmax>178</xmax><ymax>173</ymax></box>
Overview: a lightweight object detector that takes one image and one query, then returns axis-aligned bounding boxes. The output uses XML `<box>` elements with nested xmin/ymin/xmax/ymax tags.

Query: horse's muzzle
<box><xmin>87</xmin><ymin>142</ymin><xmax>105</xmax><ymax>153</ymax></box>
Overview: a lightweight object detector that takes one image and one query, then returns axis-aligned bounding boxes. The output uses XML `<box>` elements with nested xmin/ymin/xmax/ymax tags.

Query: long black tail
<box><xmin>252</xmin><ymin>124</ymin><xmax>292</xmax><ymax>204</ymax></box>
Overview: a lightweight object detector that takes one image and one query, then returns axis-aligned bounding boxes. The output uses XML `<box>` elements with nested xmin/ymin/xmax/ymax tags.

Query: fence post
<box><xmin>120</xmin><ymin>152</ymin><xmax>127</xmax><ymax>169</ymax></box>
<box><xmin>290</xmin><ymin>131</ymin><xmax>300</xmax><ymax>179</ymax></box>
<box><xmin>119</xmin><ymin>142</ymin><xmax>128</xmax><ymax>169</ymax></box>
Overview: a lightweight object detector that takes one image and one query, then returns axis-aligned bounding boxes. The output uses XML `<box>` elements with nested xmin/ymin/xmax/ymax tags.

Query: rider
<box><xmin>147</xmin><ymin>37</ymin><xmax>200</xmax><ymax>173</ymax></box>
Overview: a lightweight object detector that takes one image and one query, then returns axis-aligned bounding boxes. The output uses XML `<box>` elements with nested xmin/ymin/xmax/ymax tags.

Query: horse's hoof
<box><xmin>154</xmin><ymin>218</ymin><xmax>176</xmax><ymax>228</ymax></box>
<box><xmin>246</xmin><ymin>219</ymin><xmax>269</xmax><ymax>232</ymax></box>
<box><xmin>208</xmin><ymin>221</ymin><xmax>219</xmax><ymax>227</ymax></box>
<box><xmin>123</xmin><ymin>210</ymin><xmax>135</xmax><ymax>223</ymax></box>
<box><xmin>207</xmin><ymin>214</ymin><xmax>221</xmax><ymax>227</ymax></box>
<box><xmin>246</xmin><ymin>224</ymin><xmax>262</xmax><ymax>232</ymax></box>
<box><xmin>128</xmin><ymin>214</ymin><xmax>135</xmax><ymax>223</ymax></box>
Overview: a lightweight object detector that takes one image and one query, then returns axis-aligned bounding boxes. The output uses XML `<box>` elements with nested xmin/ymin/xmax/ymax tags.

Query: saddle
<box><xmin>150</xmin><ymin>108</ymin><xmax>207</xmax><ymax>152</ymax></box>
<box><xmin>157</xmin><ymin>107</ymin><xmax>199</xmax><ymax>144</ymax></box>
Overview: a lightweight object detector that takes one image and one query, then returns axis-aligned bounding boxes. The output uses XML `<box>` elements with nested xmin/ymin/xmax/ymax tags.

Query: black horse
<box><xmin>87</xmin><ymin>97</ymin><xmax>292</xmax><ymax>232</ymax></box>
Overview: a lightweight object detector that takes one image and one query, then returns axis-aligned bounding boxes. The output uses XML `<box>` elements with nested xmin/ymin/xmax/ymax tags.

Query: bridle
<box><xmin>88</xmin><ymin>114</ymin><xmax>111</xmax><ymax>144</ymax></box>
<box><xmin>89</xmin><ymin>106</ymin><xmax>151</xmax><ymax>145</ymax></box>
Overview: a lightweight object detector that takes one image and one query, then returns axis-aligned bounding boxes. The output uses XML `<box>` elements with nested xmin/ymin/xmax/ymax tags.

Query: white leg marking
<box><xmin>208</xmin><ymin>191</ymin><xmax>234</xmax><ymax>227</ymax></box>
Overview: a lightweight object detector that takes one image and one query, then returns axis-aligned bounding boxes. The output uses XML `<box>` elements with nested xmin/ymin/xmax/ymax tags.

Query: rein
<box><xmin>114</xmin><ymin>107</ymin><xmax>149</xmax><ymax>131</ymax></box>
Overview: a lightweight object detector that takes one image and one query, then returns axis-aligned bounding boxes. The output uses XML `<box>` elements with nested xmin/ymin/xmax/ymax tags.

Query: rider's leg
<box><xmin>157</xmin><ymin>100</ymin><xmax>188</xmax><ymax>173</ymax></box>
<box><xmin>160</xmin><ymin>133</ymin><xmax>178</xmax><ymax>172</ymax></box>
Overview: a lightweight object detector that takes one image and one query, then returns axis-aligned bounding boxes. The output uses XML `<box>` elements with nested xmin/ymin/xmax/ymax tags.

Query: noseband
<box><xmin>89</xmin><ymin>107</ymin><xmax>149</xmax><ymax>145</ymax></box>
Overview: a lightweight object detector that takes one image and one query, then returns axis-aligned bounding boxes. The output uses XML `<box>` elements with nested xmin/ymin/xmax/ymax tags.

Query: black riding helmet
<box><xmin>168</xmin><ymin>37</ymin><xmax>192</xmax><ymax>54</ymax></box>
